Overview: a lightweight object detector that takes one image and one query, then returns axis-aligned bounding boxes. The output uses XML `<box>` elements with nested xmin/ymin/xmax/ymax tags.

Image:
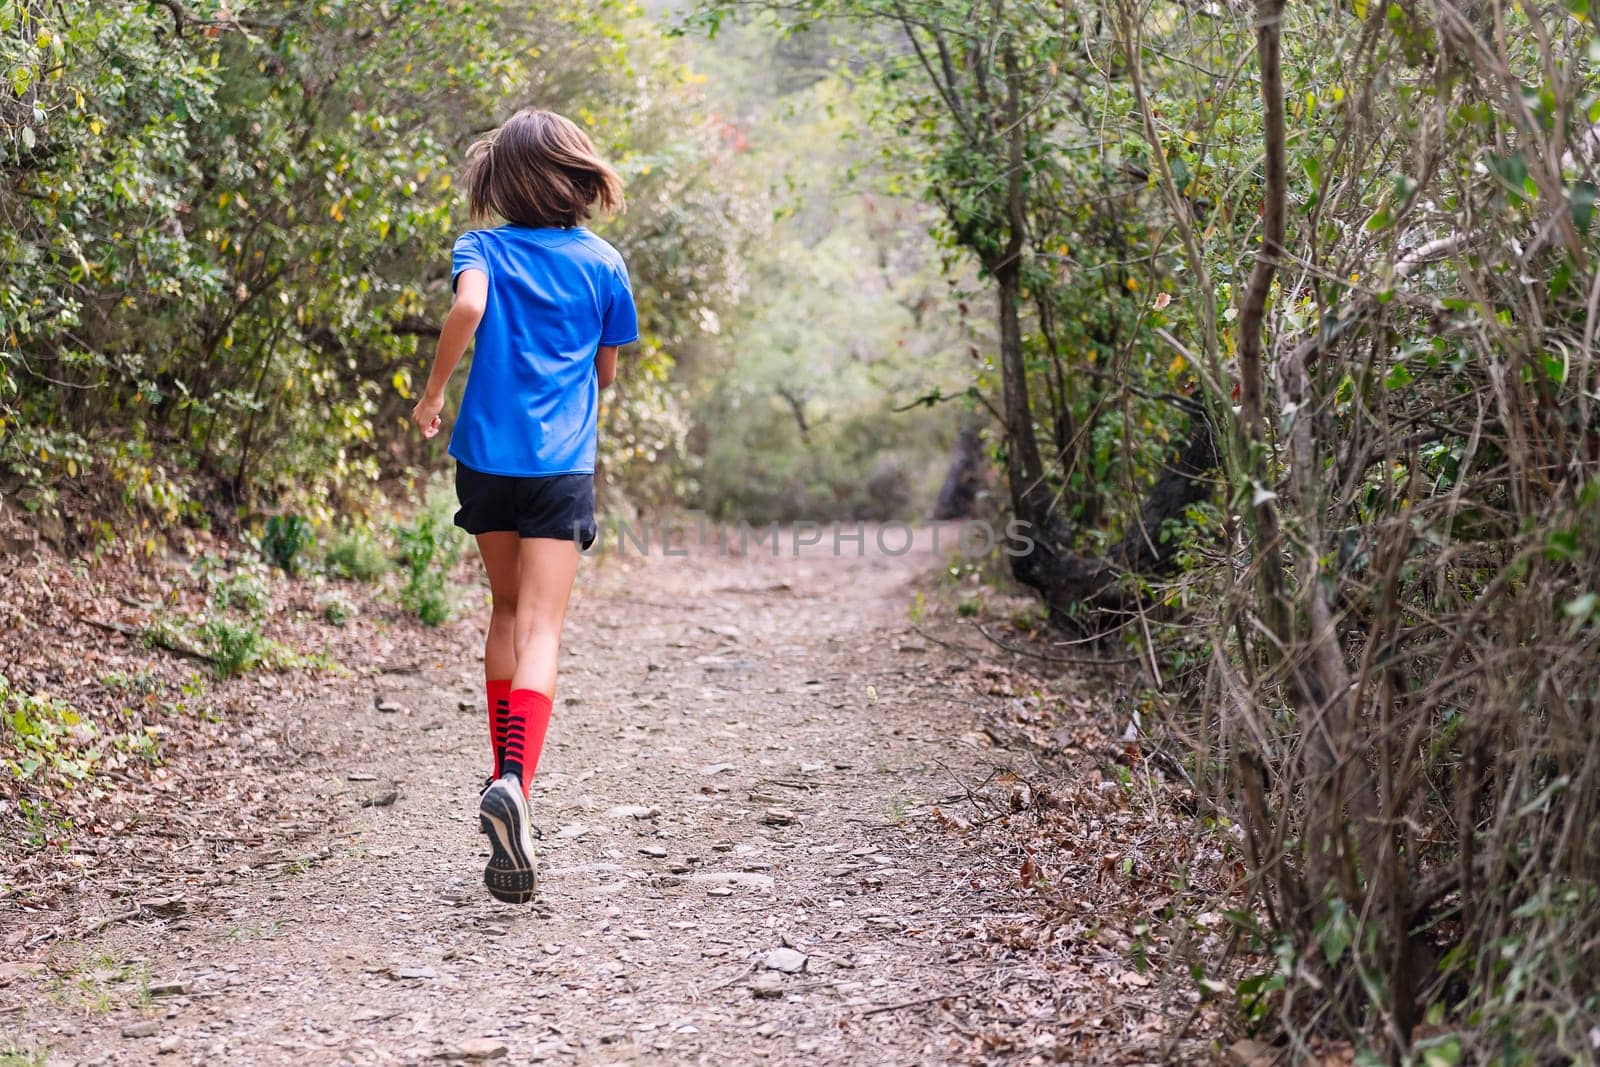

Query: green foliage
<box><xmin>688</xmin><ymin>1</ymin><xmax>1599</xmax><ymax>1060</ymax></box>
<box><xmin>661</xmin><ymin>51</ymin><xmax>962</xmax><ymax>524</ymax></box>
<box><xmin>200</xmin><ymin>616</ymin><xmax>265</xmax><ymax>678</ymax></box>
<box><xmin>210</xmin><ymin>572</ymin><xmax>269</xmax><ymax>616</ymax></box>
<box><xmin>260</xmin><ymin>515</ymin><xmax>312</xmax><ymax>575</ymax></box>
<box><xmin>1</xmin><ymin>0</ymin><xmax>469</xmax><ymax>513</ymax></box>
<box><xmin>395</xmin><ymin>482</ymin><xmax>464</xmax><ymax>627</ymax></box>
<box><xmin>321</xmin><ymin>593</ymin><xmax>353</xmax><ymax>627</ymax></box>
<box><xmin>0</xmin><ymin>0</ymin><xmax>749</xmax><ymax>525</ymax></box>
<box><xmin>0</xmin><ymin>673</ymin><xmax>93</xmax><ymax>786</ymax></box>
<box><xmin>322</xmin><ymin>529</ymin><xmax>390</xmax><ymax>582</ymax></box>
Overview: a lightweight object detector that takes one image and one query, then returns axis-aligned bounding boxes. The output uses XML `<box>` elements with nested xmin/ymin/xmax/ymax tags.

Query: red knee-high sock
<box><xmin>500</xmin><ymin>688</ymin><xmax>553</xmax><ymax>798</ymax></box>
<box><xmin>486</xmin><ymin>678</ymin><xmax>512</xmax><ymax>779</ymax></box>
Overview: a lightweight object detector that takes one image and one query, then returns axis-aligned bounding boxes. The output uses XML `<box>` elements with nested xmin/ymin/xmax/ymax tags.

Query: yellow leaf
<box><xmin>1169</xmin><ymin>354</ymin><xmax>1187</xmax><ymax>376</ymax></box>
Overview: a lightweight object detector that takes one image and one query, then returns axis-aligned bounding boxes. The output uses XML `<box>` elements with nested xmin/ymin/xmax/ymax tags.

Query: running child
<box><xmin>410</xmin><ymin>108</ymin><xmax>637</xmax><ymax>904</ymax></box>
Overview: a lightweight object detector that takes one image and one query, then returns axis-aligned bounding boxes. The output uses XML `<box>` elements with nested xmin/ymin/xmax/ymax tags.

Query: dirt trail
<box><xmin>11</xmin><ymin>525</ymin><xmax>1096</xmax><ymax>1065</ymax></box>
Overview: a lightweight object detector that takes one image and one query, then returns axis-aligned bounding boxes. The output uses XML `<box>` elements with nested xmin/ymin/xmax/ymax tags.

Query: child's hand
<box><xmin>412</xmin><ymin>394</ymin><xmax>445</xmax><ymax>439</ymax></box>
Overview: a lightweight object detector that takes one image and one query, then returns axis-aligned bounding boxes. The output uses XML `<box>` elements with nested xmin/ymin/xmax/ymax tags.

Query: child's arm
<box><xmin>596</xmin><ymin>345</ymin><xmax>619</xmax><ymax>390</ymax></box>
<box><xmin>412</xmin><ymin>269</ymin><xmax>489</xmax><ymax>439</ymax></box>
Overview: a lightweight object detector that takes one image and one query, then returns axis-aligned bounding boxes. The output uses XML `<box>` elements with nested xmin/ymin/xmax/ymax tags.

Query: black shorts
<box><xmin>452</xmin><ymin>463</ymin><xmax>597</xmax><ymax>548</ymax></box>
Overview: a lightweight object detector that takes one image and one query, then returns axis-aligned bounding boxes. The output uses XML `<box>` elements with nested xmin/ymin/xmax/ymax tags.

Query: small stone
<box><xmin>762</xmin><ymin>947</ymin><xmax>807</xmax><ymax>974</ymax></box>
<box><xmin>622</xmin><ymin>929</ymin><xmax>651</xmax><ymax>941</ymax></box>
<box><xmin>607</xmin><ymin>804</ymin><xmax>659</xmax><ymax>820</ymax></box>
<box><xmin>457</xmin><ymin>699</ymin><xmax>477</xmax><ymax>711</ymax></box>
<box><xmin>799</xmin><ymin>763</ymin><xmax>824</xmax><ymax>774</ymax></box>
<box><xmin>347</xmin><ymin>772</ymin><xmax>378</xmax><ymax>782</ymax></box>
<box><xmin>392</xmin><ymin>966</ymin><xmax>438</xmax><ymax>981</ymax></box>
<box><xmin>760</xmin><ymin>808</ymin><xmax>798</xmax><ymax>826</ymax></box>
<box><xmin>747</xmin><ymin>791</ymin><xmax>781</xmax><ymax>804</ymax></box>
<box><xmin>707</xmin><ymin>887</ymin><xmax>734</xmax><ymax>897</ymax></box>
<box><xmin>639</xmin><ymin>845</ymin><xmax>668</xmax><ymax>859</ymax></box>
<box><xmin>447</xmin><ymin>1038</ymin><xmax>508</xmax><ymax>1060</ymax></box>
<box><xmin>555</xmin><ymin>823</ymin><xmax>589</xmax><ymax>840</ymax></box>
<box><xmin>702</xmin><ymin>658</ymin><xmax>761</xmax><ymax>673</ymax></box>
<box><xmin>122</xmin><ymin>1020</ymin><xmax>160</xmax><ymax>1038</ymax></box>
<box><xmin>157</xmin><ymin>1035</ymin><xmax>181</xmax><ymax>1054</ymax></box>
<box><xmin>149</xmin><ymin>980</ymin><xmax>189</xmax><ymax>997</ymax></box>
<box><xmin>376</xmin><ymin>700</ymin><xmax>403</xmax><ymax>714</ymax></box>
<box><xmin>362</xmin><ymin>788</ymin><xmax>399</xmax><ymax>808</ymax></box>
<box><xmin>749</xmin><ymin>972</ymin><xmax>785</xmax><ymax>999</ymax></box>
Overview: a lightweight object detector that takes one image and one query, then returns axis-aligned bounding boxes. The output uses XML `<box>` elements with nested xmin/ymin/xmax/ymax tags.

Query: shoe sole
<box><xmin>478</xmin><ymin>783</ymin><xmax>536</xmax><ymax>904</ymax></box>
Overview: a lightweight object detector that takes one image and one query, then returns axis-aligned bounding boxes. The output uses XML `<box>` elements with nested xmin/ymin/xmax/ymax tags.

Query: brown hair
<box><xmin>463</xmin><ymin>109</ymin><xmax>624</xmax><ymax>228</ymax></box>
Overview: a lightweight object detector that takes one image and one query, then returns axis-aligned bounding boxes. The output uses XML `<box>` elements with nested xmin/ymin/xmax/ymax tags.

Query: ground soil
<box><xmin>1</xmin><ymin>525</ymin><xmax>1229</xmax><ymax>1065</ymax></box>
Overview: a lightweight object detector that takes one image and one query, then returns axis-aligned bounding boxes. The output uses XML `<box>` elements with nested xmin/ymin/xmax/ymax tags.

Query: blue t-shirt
<box><xmin>447</xmin><ymin>225</ymin><xmax>639</xmax><ymax>477</ymax></box>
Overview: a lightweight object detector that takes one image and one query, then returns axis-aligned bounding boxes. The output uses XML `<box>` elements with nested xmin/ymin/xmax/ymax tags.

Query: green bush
<box><xmin>211</xmin><ymin>572</ymin><xmax>269</xmax><ymax>616</ymax></box>
<box><xmin>321</xmin><ymin>593</ymin><xmax>354</xmax><ymax>627</ymax></box>
<box><xmin>322</xmin><ymin>530</ymin><xmax>389</xmax><ymax>582</ymax></box>
<box><xmin>200</xmin><ymin>617</ymin><xmax>264</xmax><ymax>678</ymax></box>
<box><xmin>395</xmin><ymin>484</ymin><xmax>464</xmax><ymax>627</ymax></box>
<box><xmin>260</xmin><ymin>515</ymin><xmax>312</xmax><ymax>575</ymax></box>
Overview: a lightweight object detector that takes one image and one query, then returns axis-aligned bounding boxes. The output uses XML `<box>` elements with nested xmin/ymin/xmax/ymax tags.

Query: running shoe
<box><xmin>478</xmin><ymin>774</ymin><xmax>537</xmax><ymax>904</ymax></box>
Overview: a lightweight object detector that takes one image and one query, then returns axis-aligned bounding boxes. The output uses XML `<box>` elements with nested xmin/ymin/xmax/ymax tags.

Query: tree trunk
<box><xmin>932</xmin><ymin>412</ymin><xmax>985</xmax><ymax>520</ymax></box>
<box><xmin>995</xmin><ymin>262</ymin><xmax>1050</xmax><ymax>528</ymax></box>
<box><xmin>1008</xmin><ymin>406</ymin><xmax>1218</xmax><ymax>625</ymax></box>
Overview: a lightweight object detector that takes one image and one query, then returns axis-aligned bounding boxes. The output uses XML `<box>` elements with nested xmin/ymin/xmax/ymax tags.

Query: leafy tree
<box><xmin>1</xmin><ymin>0</ymin><xmax>750</xmax><ymax>528</ymax></box>
<box><xmin>691</xmin><ymin>0</ymin><xmax>1600</xmax><ymax>1057</ymax></box>
<box><xmin>689</xmin><ymin>1</ymin><xmax>1215</xmax><ymax>622</ymax></box>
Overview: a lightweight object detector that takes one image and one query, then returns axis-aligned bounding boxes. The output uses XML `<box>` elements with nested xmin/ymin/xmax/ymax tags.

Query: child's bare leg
<box><xmin>498</xmin><ymin>538</ymin><xmax>580</xmax><ymax>792</ymax></box>
<box><xmin>510</xmin><ymin>537</ymin><xmax>579</xmax><ymax>696</ymax></box>
<box><xmin>474</xmin><ymin>532</ymin><xmax>519</xmax><ymax>779</ymax></box>
<box><xmin>476</xmin><ymin>532</ymin><xmax>521</xmax><ymax>680</ymax></box>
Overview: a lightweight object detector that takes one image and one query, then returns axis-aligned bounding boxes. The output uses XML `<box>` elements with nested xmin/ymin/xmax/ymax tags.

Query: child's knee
<box><xmin>491</xmin><ymin>595</ymin><xmax>519</xmax><ymax>619</ymax></box>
